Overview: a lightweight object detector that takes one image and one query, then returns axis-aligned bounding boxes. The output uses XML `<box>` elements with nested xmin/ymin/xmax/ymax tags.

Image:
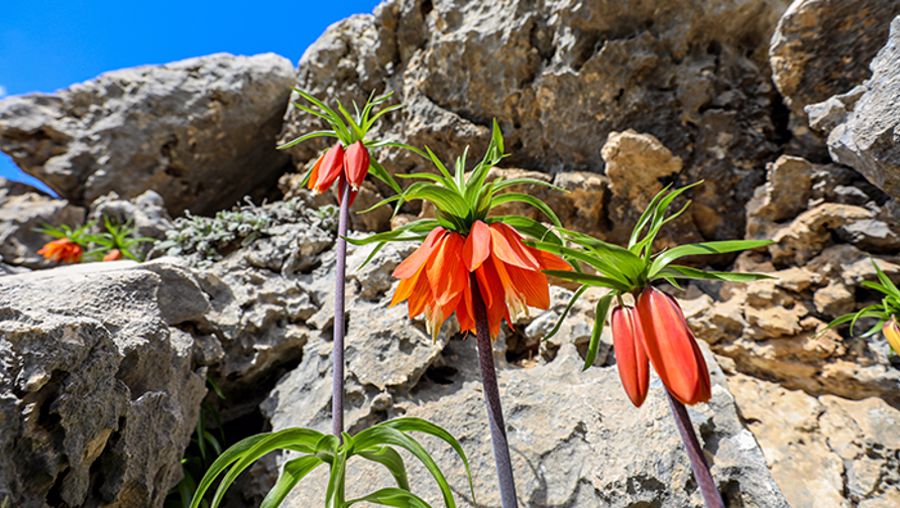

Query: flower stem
<box><xmin>666</xmin><ymin>391</ymin><xmax>724</xmax><ymax>508</ymax></box>
<box><xmin>471</xmin><ymin>274</ymin><xmax>519</xmax><ymax>508</ymax></box>
<box><xmin>332</xmin><ymin>182</ymin><xmax>351</xmax><ymax>438</ymax></box>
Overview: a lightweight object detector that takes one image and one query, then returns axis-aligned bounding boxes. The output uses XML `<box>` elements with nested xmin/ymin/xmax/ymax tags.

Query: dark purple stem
<box><xmin>666</xmin><ymin>391</ymin><xmax>724</xmax><ymax>508</ymax></box>
<box><xmin>332</xmin><ymin>182</ymin><xmax>351</xmax><ymax>438</ymax></box>
<box><xmin>471</xmin><ymin>274</ymin><xmax>519</xmax><ymax>508</ymax></box>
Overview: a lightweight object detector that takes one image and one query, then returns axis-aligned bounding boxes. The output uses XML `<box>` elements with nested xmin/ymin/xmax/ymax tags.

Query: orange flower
<box><xmin>38</xmin><ymin>238</ymin><xmax>83</xmax><ymax>264</ymax></box>
<box><xmin>634</xmin><ymin>287</ymin><xmax>711</xmax><ymax>405</ymax></box>
<box><xmin>307</xmin><ymin>141</ymin><xmax>371</xmax><ymax>205</ymax></box>
<box><xmin>103</xmin><ymin>249</ymin><xmax>123</xmax><ymax>261</ymax></box>
<box><xmin>610</xmin><ymin>305</ymin><xmax>651</xmax><ymax>407</ymax></box>
<box><xmin>307</xmin><ymin>143</ymin><xmax>345</xmax><ymax>194</ymax></box>
<box><xmin>391</xmin><ymin>221</ymin><xmax>569</xmax><ymax>340</ymax></box>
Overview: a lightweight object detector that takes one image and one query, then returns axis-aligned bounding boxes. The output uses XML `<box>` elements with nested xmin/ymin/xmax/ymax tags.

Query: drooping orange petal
<box><xmin>312</xmin><ymin>143</ymin><xmax>345</xmax><ymax>193</ymax></box>
<box><xmin>306</xmin><ymin>155</ymin><xmax>324</xmax><ymax>190</ymax></box>
<box><xmin>504</xmin><ymin>262</ymin><xmax>551</xmax><ymax>310</ymax></box>
<box><xmin>491</xmin><ymin>254</ymin><xmax>528</xmax><ymax>321</ymax></box>
<box><xmin>463</xmin><ymin>220</ymin><xmax>491</xmax><ymax>272</ymax></box>
<box><xmin>636</xmin><ymin>287</ymin><xmax>711</xmax><ymax>405</ymax></box>
<box><xmin>530</xmin><ymin>247</ymin><xmax>571</xmax><ymax>271</ymax></box>
<box><xmin>426</xmin><ymin>232</ymin><xmax>467</xmax><ymax>311</ymax></box>
<box><xmin>611</xmin><ymin>306</ymin><xmax>651</xmax><ymax>407</ymax></box>
<box><xmin>393</xmin><ymin>228</ymin><xmax>446</xmax><ymax>279</ymax></box>
<box><xmin>406</xmin><ymin>268</ymin><xmax>435</xmax><ymax>318</ymax></box>
<box><xmin>488</xmin><ymin>222</ymin><xmax>540</xmax><ymax>270</ymax></box>
<box><xmin>475</xmin><ymin>257</ymin><xmax>507</xmax><ymax>338</ymax></box>
<box><xmin>456</xmin><ymin>279</ymin><xmax>476</xmax><ymax>335</ymax></box>
<box><xmin>343</xmin><ymin>141</ymin><xmax>370</xmax><ymax>190</ymax></box>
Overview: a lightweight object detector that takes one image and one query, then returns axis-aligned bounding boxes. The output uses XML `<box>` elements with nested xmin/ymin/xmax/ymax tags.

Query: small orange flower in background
<box><xmin>38</xmin><ymin>238</ymin><xmax>83</xmax><ymax>264</ymax></box>
<box><xmin>391</xmin><ymin>221</ymin><xmax>569</xmax><ymax>340</ymax></box>
<box><xmin>102</xmin><ymin>249</ymin><xmax>123</xmax><ymax>261</ymax></box>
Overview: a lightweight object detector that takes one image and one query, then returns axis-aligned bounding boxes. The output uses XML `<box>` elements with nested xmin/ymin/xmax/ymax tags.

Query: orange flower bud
<box><xmin>636</xmin><ymin>287</ymin><xmax>711</xmax><ymax>405</ymax></box>
<box><xmin>611</xmin><ymin>305</ymin><xmax>651</xmax><ymax>407</ymax></box>
<box><xmin>310</xmin><ymin>143</ymin><xmax>344</xmax><ymax>193</ymax></box>
<box><xmin>344</xmin><ymin>141</ymin><xmax>370</xmax><ymax>190</ymax></box>
<box><xmin>103</xmin><ymin>249</ymin><xmax>123</xmax><ymax>261</ymax></box>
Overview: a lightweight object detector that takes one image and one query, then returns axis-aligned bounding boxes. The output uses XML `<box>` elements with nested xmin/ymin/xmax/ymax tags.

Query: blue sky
<box><xmin>0</xmin><ymin>0</ymin><xmax>381</xmax><ymax>194</ymax></box>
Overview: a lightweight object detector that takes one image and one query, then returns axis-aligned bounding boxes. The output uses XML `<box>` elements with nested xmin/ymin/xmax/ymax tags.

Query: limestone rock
<box><xmin>728</xmin><ymin>374</ymin><xmax>900</xmax><ymax>508</ymax></box>
<box><xmin>0</xmin><ymin>177</ymin><xmax>85</xmax><ymax>269</ymax></box>
<box><xmin>0</xmin><ymin>259</ymin><xmax>207</xmax><ymax>507</ymax></box>
<box><xmin>280</xmin><ymin>0</ymin><xmax>788</xmax><ymax>242</ymax></box>
<box><xmin>0</xmin><ymin>53</ymin><xmax>295</xmax><ymax>214</ymax></box>
<box><xmin>770</xmin><ymin>0</ymin><xmax>900</xmax><ymax>117</ymax></box>
<box><xmin>602</xmin><ymin>130</ymin><xmax>683</xmax><ymax>202</ymax></box>
<box><xmin>809</xmin><ymin>16</ymin><xmax>900</xmax><ymax>200</ymax></box>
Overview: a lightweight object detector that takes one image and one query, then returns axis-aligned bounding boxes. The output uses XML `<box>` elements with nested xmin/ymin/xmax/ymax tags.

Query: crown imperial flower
<box><xmin>38</xmin><ymin>238</ymin><xmax>83</xmax><ymax>264</ymax></box>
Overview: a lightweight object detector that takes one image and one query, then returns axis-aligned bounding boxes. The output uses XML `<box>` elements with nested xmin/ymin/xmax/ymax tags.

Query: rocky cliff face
<box><xmin>0</xmin><ymin>0</ymin><xmax>899</xmax><ymax>507</ymax></box>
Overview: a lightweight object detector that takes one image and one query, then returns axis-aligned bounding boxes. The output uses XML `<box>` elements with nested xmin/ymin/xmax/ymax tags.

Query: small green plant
<box><xmin>37</xmin><ymin>218</ymin><xmax>151</xmax><ymax>263</ymax></box>
<box><xmin>825</xmin><ymin>260</ymin><xmax>900</xmax><ymax>354</ymax></box>
<box><xmin>191</xmin><ymin>418</ymin><xmax>473</xmax><ymax>508</ymax></box>
<box><xmin>86</xmin><ymin>217</ymin><xmax>154</xmax><ymax>261</ymax></box>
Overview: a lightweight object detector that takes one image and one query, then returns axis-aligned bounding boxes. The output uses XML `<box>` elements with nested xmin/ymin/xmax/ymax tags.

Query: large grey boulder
<box><xmin>0</xmin><ymin>259</ymin><xmax>207</xmax><ymax>507</ymax></box>
<box><xmin>0</xmin><ymin>53</ymin><xmax>296</xmax><ymax>214</ymax></box>
<box><xmin>770</xmin><ymin>0</ymin><xmax>900</xmax><ymax>118</ymax></box>
<box><xmin>279</xmin><ymin>0</ymin><xmax>789</xmax><ymax>242</ymax></box>
<box><xmin>807</xmin><ymin>16</ymin><xmax>900</xmax><ymax>200</ymax></box>
<box><xmin>0</xmin><ymin>177</ymin><xmax>84</xmax><ymax>269</ymax></box>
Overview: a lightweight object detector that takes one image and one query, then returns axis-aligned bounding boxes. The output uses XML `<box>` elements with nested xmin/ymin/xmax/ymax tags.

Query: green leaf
<box><xmin>346</xmin><ymin>488</ymin><xmax>431</xmax><ymax>508</ymax></box>
<box><xmin>583</xmin><ymin>293</ymin><xmax>614</xmax><ymax>370</ymax></box>
<box><xmin>358</xmin><ymin>447</ymin><xmax>409</xmax><ymax>490</ymax></box>
<box><xmin>558</xmin><ymin>228</ymin><xmax>646</xmax><ymax>285</ymax></box>
<box><xmin>491</xmin><ymin>215</ymin><xmax>561</xmax><ymax>244</ymax></box>
<box><xmin>193</xmin><ymin>428</ymin><xmax>328</xmax><ymax>508</ymax></box>
<box><xmin>277</xmin><ymin>130</ymin><xmax>338</xmax><ymax>150</ymax></box>
<box><xmin>369</xmin><ymin>159</ymin><xmax>403</xmax><ymax>195</ymax></box>
<box><xmin>423</xmin><ymin>146</ymin><xmax>455</xmax><ymax>185</ymax></box>
<box><xmin>542</xmin><ymin>270</ymin><xmax>631</xmax><ymax>292</ymax></box>
<box><xmin>649</xmin><ymin>239</ymin><xmax>774</xmax><ymax>277</ymax></box>
<box><xmin>654</xmin><ymin>264</ymin><xmax>775</xmax><ymax>283</ymax></box>
<box><xmin>260</xmin><ymin>456</ymin><xmax>323</xmax><ymax>508</ymax></box>
<box><xmin>353</xmin><ymin>425</ymin><xmax>457</xmax><ymax>508</ymax></box>
<box><xmin>872</xmin><ymin>259</ymin><xmax>900</xmax><ymax>299</ymax></box>
<box><xmin>489</xmin><ymin>192</ymin><xmax>561</xmax><ymax>227</ymax></box>
<box><xmin>544</xmin><ymin>285</ymin><xmax>587</xmax><ymax>341</ymax></box>
<box><xmin>491</xmin><ymin>177</ymin><xmax>563</xmax><ymax>194</ymax></box>
<box><xmin>379</xmin><ymin>417</ymin><xmax>475</xmax><ymax>501</ymax></box>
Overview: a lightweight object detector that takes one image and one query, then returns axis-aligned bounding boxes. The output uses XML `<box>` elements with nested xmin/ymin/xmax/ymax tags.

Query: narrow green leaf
<box><xmin>358</xmin><ymin>447</ymin><xmax>409</xmax><ymax>490</ymax></box>
<box><xmin>490</xmin><ymin>192</ymin><xmax>561</xmax><ymax>227</ymax></box>
<box><xmin>346</xmin><ymin>488</ymin><xmax>431</xmax><ymax>508</ymax></box>
<box><xmin>277</xmin><ymin>130</ymin><xmax>338</xmax><ymax>150</ymax></box>
<box><xmin>654</xmin><ymin>264</ymin><xmax>775</xmax><ymax>283</ymax></box>
<box><xmin>260</xmin><ymin>456</ymin><xmax>323</xmax><ymax>508</ymax></box>
<box><xmin>583</xmin><ymin>293</ymin><xmax>614</xmax><ymax>370</ymax></box>
<box><xmin>544</xmin><ymin>285</ymin><xmax>587</xmax><ymax>340</ymax></box>
<box><xmin>649</xmin><ymin>239</ymin><xmax>774</xmax><ymax>277</ymax></box>
<box><xmin>542</xmin><ymin>270</ymin><xmax>631</xmax><ymax>292</ymax></box>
